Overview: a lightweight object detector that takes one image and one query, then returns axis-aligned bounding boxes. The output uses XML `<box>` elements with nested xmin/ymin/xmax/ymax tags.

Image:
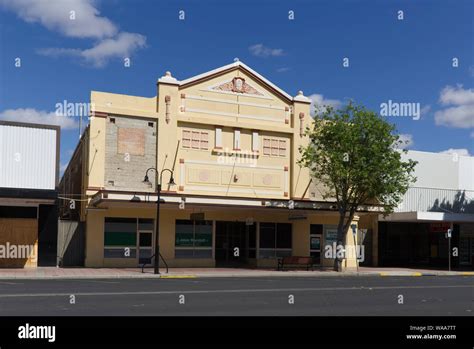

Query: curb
<box><xmin>0</xmin><ymin>271</ymin><xmax>472</xmax><ymax>280</ymax></box>
<box><xmin>379</xmin><ymin>272</ymin><xmax>474</xmax><ymax>277</ymax></box>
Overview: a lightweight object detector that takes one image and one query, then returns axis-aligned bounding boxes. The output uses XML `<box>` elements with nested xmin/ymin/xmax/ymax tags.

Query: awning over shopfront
<box><xmin>89</xmin><ymin>190</ymin><xmax>384</xmax><ymax>213</ymax></box>
<box><xmin>380</xmin><ymin>211</ymin><xmax>474</xmax><ymax>223</ymax></box>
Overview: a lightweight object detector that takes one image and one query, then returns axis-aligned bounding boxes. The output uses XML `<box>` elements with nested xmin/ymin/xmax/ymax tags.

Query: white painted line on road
<box><xmin>0</xmin><ymin>285</ymin><xmax>471</xmax><ymax>298</ymax></box>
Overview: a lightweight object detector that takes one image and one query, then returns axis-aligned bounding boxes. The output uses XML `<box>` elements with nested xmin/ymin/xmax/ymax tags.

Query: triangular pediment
<box><xmin>178</xmin><ymin>61</ymin><xmax>293</xmax><ymax>103</ymax></box>
<box><xmin>208</xmin><ymin>77</ymin><xmax>265</xmax><ymax>96</ymax></box>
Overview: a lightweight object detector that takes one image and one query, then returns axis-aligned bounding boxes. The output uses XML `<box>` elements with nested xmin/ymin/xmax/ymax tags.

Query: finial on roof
<box><xmin>234</xmin><ymin>57</ymin><xmax>240</xmax><ymax>62</ymax></box>
<box><xmin>293</xmin><ymin>90</ymin><xmax>311</xmax><ymax>104</ymax></box>
<box><xmin>158</xmin><ymin>70</ymin><xmax>179</xmax><ymax>85</ymax></box>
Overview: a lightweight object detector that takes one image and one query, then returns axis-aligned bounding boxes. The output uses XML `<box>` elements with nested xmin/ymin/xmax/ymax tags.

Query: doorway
<box><xmin>138</xmin><ymin>231</ymin><xmax>153</xmax><ymax>266</ymax></box>
<box><xmin>215</xmin><ymin>221</ymin><xmax>255</xmax><ymax>267</ymax></box>
<box><xmin>310</xmin><ymin>224</ymin><xmax>322</xmax><ymax>265</ymax></box>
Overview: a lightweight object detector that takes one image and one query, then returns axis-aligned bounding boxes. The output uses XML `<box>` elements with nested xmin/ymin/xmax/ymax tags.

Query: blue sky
<box><xmin>0</xmin><ymin>0</ymin><xmax>473</xmax><ymax>172</ymax></box>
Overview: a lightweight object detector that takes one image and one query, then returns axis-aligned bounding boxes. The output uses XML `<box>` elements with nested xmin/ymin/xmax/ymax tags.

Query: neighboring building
<box><xmin>379</xmin><ymin>150</ymin><xmax>474</xmax><ymax>269</ymax></box>
<box><xmin>0</xmin><ymin>121</ymin><xmax>59</xmax><ymax>268</ymax></box>
<box><xmin>60</xmin><ymin>60</ymin><xmax>380</xmax><ymax>269</ymax></box>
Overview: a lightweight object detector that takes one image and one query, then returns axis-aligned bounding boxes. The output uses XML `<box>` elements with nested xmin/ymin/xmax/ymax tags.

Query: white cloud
<box><xmin>0</xmin><ymin>0</ymin><xmax>117</xmax><ymax>39</ymax></box>
<box><xmin>435</xmin><ymin>85</ymin><xmax>474</xmax><ymax>128</ymax></box>
<box><xmin>307</xmin><ymin>93</ymin><xmax>342</xmax><ymax>116</ymax></box>
<box><xmin>439</xmin><ymin>148</ymin><xmax>471</xmax><ymax>157</ymax></box>
<box><xmin>0</xmin><ymin>108</ymin><xmax>78</xmax><ymax>129</ymax></box>
<box><xmin>420</xmin><ymin>105</ymin><xmax>431</xmax><ymax>115</ymax></box>
<box><xmin>249</xmin><ymin>44</ymin><xmax>284</xmax><ymax>58</ymax></box>
<box><xmin>39</xmin><ymin>32</ymin><xmax>146</xmax><ymax>68</ymax></box>
<box><xmin>434</xmin><ymin>105</ymin><xmax>474</xmax><ymax>129</ymax></box>
<box><xmin>439</xmin><ymin>85</ymin><xmax>474</xmax><ymax>106</ymax></box>
<box><xmin>396</xmin><ymin>134</ymin><xmax>414</xmax><ymax>149</ymax></box>
<box><xmin>0</xmin><ymin>0</ymin><xmax>146</xmax><ymax>67</ymax></box>
<box><xmin>276</xmin><ymin>67</ymin><xmax>290</xmax><ymax>73</ymax></box>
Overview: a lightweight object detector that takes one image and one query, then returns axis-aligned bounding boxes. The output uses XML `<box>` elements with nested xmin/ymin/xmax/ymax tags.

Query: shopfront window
<box><xmin>259</xmin><ymin>223</ymin><xmax>292</xmax><ymax>258</ymax></box>
<box><xmin>104</xmin><ymin>218</ymin><xmax>137</xmax><ymax>258</ymax></box>
<box><xmin>175</xmin><ymin>220</ymin><xmax>213</xmax><ymax>258</ymax></box>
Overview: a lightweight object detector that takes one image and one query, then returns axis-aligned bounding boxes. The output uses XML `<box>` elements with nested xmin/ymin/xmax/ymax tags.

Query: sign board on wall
<box><xmin>190</xmin><ymin>212</ymin><xmax>205</xmax><ymax>221</ymax></box>
<box><xmin>324</xmin><ymin>229</ymin><xmax>338</xmax><ymax>246</ymax></box>
<box><xmin>429</xmin><ymin>223</ymin><xmax>451</xmax><ymax>233</ymax></box>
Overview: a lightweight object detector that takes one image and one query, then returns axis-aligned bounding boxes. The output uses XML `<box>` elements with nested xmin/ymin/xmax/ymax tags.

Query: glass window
<box><xmin>138</xmin><ymin>218</ymin><xmax>154</xmax><ymax>231</ymax></box>
<box><xmin>276</xmin><ymin>223</ymin><xmax>292</xmax><ymax>248</ymax></box>
<box><xmin>103</xmin><ymin>218</ymin><xmax>141</xmax><ymax>259</ymax></box>
<box><xmin>104</xmin><ymin>218</ymin><xmax>136</xmax><ymax>252</ymax></box>
<box><xmin>192</xmin><ymin>131</ymin><xmax>200</xmax><ymax>149</ymax></box>
<box><xmin>262</xmin><ymin>137</ymin><xmax>287</xmax><ymax>158</ymax></box>
<box><xmin>279</xmin><ymin>140</ymin><xmax>286</xmax><ymax>157</ymax></box>
<box><xmin>175</xmin><ymin>220</ymin><xmax>213</xmax><ymax>258</ymax></box>
<box><xmin>263</xmin><ymin>138</ymin><xmax>271</xmax><ymax>155</ymax></box>
<box><xmin>200</xmin><ymin>132</ymin><xmax>209</xmax><ymax>150</ymax></box>
<box><xmin>259</xmin><ymin>223</ymin><xmax>292</xmax><ymax>258</ymax></box>
<box><xmin>104</xmin><ymin>248</ymin><xmax>136</xmax><ymax>259</ymax></box>
<box><xmin>271</xmin><ymin>139</ymin><xmax>278</xmax><ymax>156</ymax></box>
<box><xmin>259</xmin><ymin>223</ymin><xmax>276</xmax><ymax>248</ymax></box>
<box><xmin>139</xmin><ymin>232</ymin><xmax>152</xmax><ymax>247</ymax></box>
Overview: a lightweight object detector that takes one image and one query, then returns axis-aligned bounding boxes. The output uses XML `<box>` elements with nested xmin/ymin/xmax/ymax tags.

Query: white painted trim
<box><xmin>104</xmin><ymin>193</ymin><xmax>265</xmax><ymax>207</ymax></box>
<box><xmin>185</xmin><ymin>107</ymin><xmax>285</xmax><ymax>123</ymax></box>
<box><xmin>252</xmin><ymin>131</ymin><xmax>259</xmax><ymax>152</ymax></box>
<box><xmin>234</xmin><ymin>129</ymin><xmax>241</xmax><ymax>149</ymax></box>
<box><xmin>185</xmin><ymin>159</ymin><xmax>284</xmax><ymax>170</ymax></box>
<box><xmin>179</xmin><ymin>61</ymin><xmax>293</xmax><ymax>101</ymax></box>
<box><xmin>186</xmin><ymin>94</ymin><xmax>286</xmax><ymax>110</ymax></box>
<box><xmin>215</xmin><ymin>127</ymin><xmax>222</xmax><ymax>148</ymax></box>
<box><xmin>180</xmin><ymin>162</ymin><xmax>185</xmax><ymax>187</ymax></box>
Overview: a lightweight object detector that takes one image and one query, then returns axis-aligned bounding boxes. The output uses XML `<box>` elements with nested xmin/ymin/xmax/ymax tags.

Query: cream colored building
<box><xmin>60</xmin><ymin>61</ymin><xmax>379</xmax><ymax>269</ymax></box>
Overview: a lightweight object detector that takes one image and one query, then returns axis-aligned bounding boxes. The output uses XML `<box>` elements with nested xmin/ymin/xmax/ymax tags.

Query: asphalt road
<box><xmin>0</xmin><ymin>276</ymin><xmax>472</xmax><ymax>316</ymax></box>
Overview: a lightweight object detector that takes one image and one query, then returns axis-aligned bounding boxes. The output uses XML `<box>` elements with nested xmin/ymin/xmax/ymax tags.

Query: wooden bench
<box><xmin>277</xmin><ymin>256</ymin><xmax>314</xmax><ymax>271</ymax></box>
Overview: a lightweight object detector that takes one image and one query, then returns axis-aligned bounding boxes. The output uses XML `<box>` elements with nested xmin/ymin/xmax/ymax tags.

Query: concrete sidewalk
<box><xmin>0</xmin><ymin>266</ymin><xmax>472</xmax><ymax>280</ymax></box>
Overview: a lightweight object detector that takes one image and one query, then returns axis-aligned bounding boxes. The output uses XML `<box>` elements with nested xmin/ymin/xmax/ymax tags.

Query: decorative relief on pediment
<box><xmin>211</xmin><ymin>77</ymin><xmax>264</xmax><ymax>96</ymax></box>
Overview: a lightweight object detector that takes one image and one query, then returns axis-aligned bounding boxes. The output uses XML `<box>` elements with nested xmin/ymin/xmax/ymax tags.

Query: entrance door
<box><xmin>310</xmin><ymin>235</ymin><xmax>322</xmax><ymax>265</ymax></box>
<box><xmin>215</xmin><ymin>221</ymin><xmax>254</xmax><ymax>267</ymax></box>
<box><xmin>138</xmin><ymin>231</ymin><xmax>153</xmax><ymax>266</ymax></box>
<box><xmin>310</xmin><ymin>224</ymin><xmax>323</xmax><ymax>265</ymax></box>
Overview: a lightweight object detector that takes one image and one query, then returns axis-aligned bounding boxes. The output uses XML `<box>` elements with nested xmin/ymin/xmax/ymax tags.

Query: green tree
<box><xmin>299</xmin><ymin>102</ymin><xmax>417</xmax><ymax>271</ymax></box>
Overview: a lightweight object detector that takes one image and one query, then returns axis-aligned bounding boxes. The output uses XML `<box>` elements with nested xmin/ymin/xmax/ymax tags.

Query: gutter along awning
<box><xmin>380</xmin><ymin>211</ymin><xmax>474</xmax><ymax>223</ymax></box>
<box><xmin>88</xmin><ymin>190</ymin><xmax>384</xmax><ymax>213</ymax></box>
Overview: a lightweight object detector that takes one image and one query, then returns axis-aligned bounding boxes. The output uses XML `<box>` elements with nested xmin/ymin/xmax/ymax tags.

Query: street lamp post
<box><xmin>143</xmin><ymin>167</ymin><xmax>175</xmax><ymax>274</ymax></box>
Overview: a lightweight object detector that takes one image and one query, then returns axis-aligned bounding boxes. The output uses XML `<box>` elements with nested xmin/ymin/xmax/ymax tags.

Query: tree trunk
<box><xmin>334</xmin><ymin>211</ymin><xmax>346</xmax><ymax>272</ymax></box>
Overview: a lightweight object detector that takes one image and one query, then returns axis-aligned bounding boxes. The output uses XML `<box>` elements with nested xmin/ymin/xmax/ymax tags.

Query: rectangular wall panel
<box><xmin>0</xmin><ymin>123</ymin><xmax>58</xmax><ymax>190</ymax></box>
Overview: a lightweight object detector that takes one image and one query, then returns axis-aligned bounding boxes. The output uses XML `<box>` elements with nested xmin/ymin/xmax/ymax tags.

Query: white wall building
<box><xmin>379</xmin><ymin>150</ymin><xmax>474</xmax><ymax>268</ymax></box>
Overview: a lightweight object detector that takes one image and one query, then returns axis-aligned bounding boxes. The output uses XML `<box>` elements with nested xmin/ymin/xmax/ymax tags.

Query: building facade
<box><xmin>0</xmin><ymin>121</ymin><xmax>59</xmax><ymax>268</ymax></box>
<box><xmin>60</xmin><ymin>61</ymin><xmax>380</xmax><ymax>269</ymax></box>
<box><xmin>379</xmin><ymin>150</ymin><xmax>474</xmax><ymax>269</ymax></box>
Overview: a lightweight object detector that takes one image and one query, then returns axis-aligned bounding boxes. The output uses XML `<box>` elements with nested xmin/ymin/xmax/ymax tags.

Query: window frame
<box><xmin>262</xmin><ymin>137</ymin><xmax>287</xmax><ymax>158</ymax></box>
<box><xmin>175</xmin><ymin>219</ymin><xmax>213</xmax><ymax>259</ymax></box>
<box><xmin>258</xmin><ymin>222</ymin><xmax>292</xmax><ymax>259</ymax></box>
